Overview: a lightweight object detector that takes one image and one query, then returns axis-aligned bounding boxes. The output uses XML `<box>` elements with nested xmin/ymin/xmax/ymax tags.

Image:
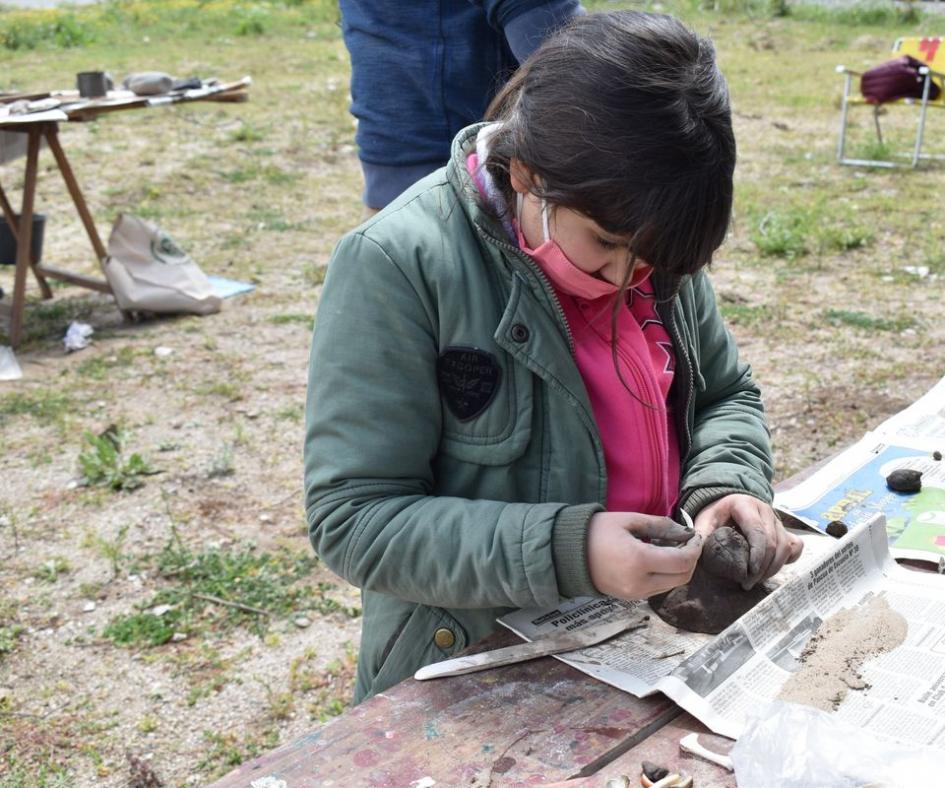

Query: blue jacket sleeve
<box><xmin>470</xmin><ymin>0</ymin><xmax>584</xmax><ymax>62</ymax></box>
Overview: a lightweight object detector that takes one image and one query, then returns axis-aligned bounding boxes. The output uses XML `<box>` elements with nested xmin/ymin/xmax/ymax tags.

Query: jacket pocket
<box><xmin>439</xmin><ymin>352</ymin><xmax>533</xmax><ymax>466</ymax></box>
<box><xmin>369</xmin><ymin>605</ymin><xmax>468</xmax><ymax>696</ymax></box>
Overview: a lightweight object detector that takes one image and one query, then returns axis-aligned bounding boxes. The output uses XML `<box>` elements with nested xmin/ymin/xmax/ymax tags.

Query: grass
<box><xmin>823</xmin><ymin>309</ymin><xmax>916</xmax><ymax>333</ymax></box>
<box><xmin>719</xmin><ymin>302</ymin><xmax>780</xmax><ymax>328</ymax></box>
<box><xmin>268</xmin><ymin>312</ymin><xmax>314</xmax><ymax>326</ymax></box>
<box><xmin>82</xmin><ymin>524</ymin><xmax>130</xmax><ymax>578</ymax></box>
<box><xmin>198</xmin><ymin>728</ymin><xmax>279</xmax><ymax>779</ymax></box>
<box><xmin>748</xmin><ymin>203</ymin><xmax>873</xmax><ymax>260</ymax></box>
<box><xmin>207</xmin><ymin>442</ymin><xmax>235</xmax><ymax>478</ymax></box>
<box><xmin>102</xmin><ymin>530</ymin><xmax>334</xmax><ymax>647</ymax></box>
<box><xmin>33</xmin><ymin>556</ymin><xmax>70</xmax><ymax>584</ymax></box>
<box><xmin>0</xmin><ymin>389</ymin><xmax>72</xmax><ymax>426</ymax></box>
<box><xmin>0</xmin><ymin>0</ymin><xmax>340</xmax><ymax>53</ymax></box>
<box><xmin>0</xmin><ymin>622</ymin><xmax>26</xmax><ymax>661</ymax></box>
<box><xmin>76</xmin><ymin>346</ymin><xmax>140</xmax><ymax>379</ymax></box>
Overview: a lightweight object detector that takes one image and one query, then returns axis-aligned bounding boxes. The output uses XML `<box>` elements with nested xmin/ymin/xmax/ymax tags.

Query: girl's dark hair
<box><xmin>485</xmin><ymin>10</ymin><xmax>735</xmax><ymax>287</ymax></box>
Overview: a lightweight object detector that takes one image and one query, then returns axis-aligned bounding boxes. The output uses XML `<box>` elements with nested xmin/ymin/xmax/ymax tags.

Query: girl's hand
<box><xmin>587</xmin><ymin>512</ymin><xmax>703</xmax><ymax>600</ymax></box>
<box><xmin>693</xmin><ymin>494</ymin><xmax>803</xmax><ymax>590</ymax></box>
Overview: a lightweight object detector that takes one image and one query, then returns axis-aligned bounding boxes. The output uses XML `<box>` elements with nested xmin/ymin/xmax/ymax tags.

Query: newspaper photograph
<box><xmin>500</xmin><ymin>515</ymin><xmax>945</xmax><ymax>746</ymax></box>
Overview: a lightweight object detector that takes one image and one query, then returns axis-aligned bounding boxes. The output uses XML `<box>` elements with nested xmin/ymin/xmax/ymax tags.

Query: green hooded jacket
<box><xmin>304</xmin><ymin>124</ymin><xmax>773</xmax><ymax>704</ymax></box>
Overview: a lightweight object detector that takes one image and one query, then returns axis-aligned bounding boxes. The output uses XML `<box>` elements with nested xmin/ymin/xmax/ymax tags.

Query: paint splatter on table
<box><xmin>212</xmin><ymin>632</ymin><xmax>736</xmax><ymax>787</ymax></box>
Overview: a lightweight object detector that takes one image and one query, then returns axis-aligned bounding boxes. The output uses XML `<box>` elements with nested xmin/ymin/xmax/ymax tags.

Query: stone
<box><xmin>886</xmin><ymin>469</ymin><xmax>922</xmax><ymax>494</ymax></box>
<box><xmin>825</xmin><ymin>520</ymin><xmax>848</xmax><ymax>539</ymax></box>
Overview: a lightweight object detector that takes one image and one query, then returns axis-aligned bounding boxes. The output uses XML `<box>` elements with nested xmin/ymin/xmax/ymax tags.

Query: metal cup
<box><xmin>76</xmin><ymin>71</ymin><xmax>108</xmax><ymax>98</ymax></box>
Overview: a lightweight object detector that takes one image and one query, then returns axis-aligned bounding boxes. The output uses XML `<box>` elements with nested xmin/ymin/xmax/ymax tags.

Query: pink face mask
<box><xmin>514</xmin><ymin>195</ymin><xmax>651</xmax><ymax>300</ymax></box>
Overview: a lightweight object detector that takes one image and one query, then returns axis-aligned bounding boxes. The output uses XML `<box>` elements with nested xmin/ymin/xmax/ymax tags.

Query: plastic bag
<box><xmin>731</xmin><ymin>701</ymin><xmax>945</xmax><ymax>787</ymax></box>
<box><xmin>104</xmin><ymin>214</ymin><xmax>221</xmax><ymax>316</ymax></box>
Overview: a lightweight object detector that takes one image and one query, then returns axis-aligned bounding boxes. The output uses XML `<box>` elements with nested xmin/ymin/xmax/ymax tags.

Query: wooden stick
<box><xmin>44</xmin><ymin>122</ymin><xmax>130</xmax><ymax>320</ymax></box>
<box><xmin>35</xmin><ymin>265</ymin><xmax>110</xmax><ymax>293</ymax></box>
<box><xmin>192</xmin><ymin>592</ymin><xmax>270</xmax><ymax>616</ymax></box>
<box><xmin>0</xmin><ymin>143</ymin><xmax>52</xmax><ymax>299</ymax></box>
<box><xmin>0</xmin><ymin>182</ymin><xmax>18</xmax><ymax>242</ymax></box>
<box><xmin>43</xmin><ymin>123</ymin><xmax>107</xmax><ymax>261</ymax></box>
<box><xmin>8</xmin><ymin>128</ymin><xmax>39</xmax><ymax>348</ymax></box>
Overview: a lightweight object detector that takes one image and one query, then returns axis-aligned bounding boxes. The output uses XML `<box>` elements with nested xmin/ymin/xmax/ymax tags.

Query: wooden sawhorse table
<box><xmin>0</xmin><ymin>120</ymin><xmax>121</xmax><ymax>348</ymax></box>
<box><xmin>0</xmin><ymin>78</ymin><xmax>250</xmax><ymax>348</ymax></box>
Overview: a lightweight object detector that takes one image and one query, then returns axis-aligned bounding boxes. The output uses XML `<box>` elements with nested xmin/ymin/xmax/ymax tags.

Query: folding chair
<box><xmin>836</xmin><ymin>36</ymin><xmax>945</xmax><ymax>168</ymax></box>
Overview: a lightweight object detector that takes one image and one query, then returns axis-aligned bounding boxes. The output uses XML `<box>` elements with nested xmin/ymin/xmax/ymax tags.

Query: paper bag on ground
<box><xmin>104</xmin><ymin>213</ymin><xmax>221</xmax><ymax>315</ymax></box>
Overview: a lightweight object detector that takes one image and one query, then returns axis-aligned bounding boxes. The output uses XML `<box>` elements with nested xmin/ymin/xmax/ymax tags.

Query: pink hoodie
<box><xmin>468</xmin><ymin>150</ymin><xmax>680</xmax><ymax>515</ymax></box>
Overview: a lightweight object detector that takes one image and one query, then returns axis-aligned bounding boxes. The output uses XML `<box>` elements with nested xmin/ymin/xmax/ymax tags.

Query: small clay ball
<box><xmin>934</xmin><ymin>451</ymin><xmax>942</xmax><ymax>461</ymax></box>
<box><xmin>886</xmin><ymin>468</ymin><xmax>922</xmax><ymax>493</ymax></box>
<box><xmin>826</xmin><ymin>520</ymin><xmax>848</xmax><ymax>539</ymax></box>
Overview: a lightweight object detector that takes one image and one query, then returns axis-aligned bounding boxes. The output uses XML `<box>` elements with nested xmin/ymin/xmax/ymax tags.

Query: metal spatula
<box><xmin>414</xmin><ymin>611</ymin><xmax>650</xmax><ymax>681</ymax></box>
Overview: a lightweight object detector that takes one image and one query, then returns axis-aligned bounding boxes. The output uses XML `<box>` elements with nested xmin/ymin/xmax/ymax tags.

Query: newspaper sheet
<box><xmin>775</xmin><ymin>374</ymin><xmax>945</xmax><ymax>563</ymax></box>
<box><xmin>872</xmin><ymin>374</ymin><xmax>945</xmax><ymax>444</ymax></box>
<box><xmin>501</xmin><ymin>515</ymin><xmax>945</xmax><ymax>743</ymax></box>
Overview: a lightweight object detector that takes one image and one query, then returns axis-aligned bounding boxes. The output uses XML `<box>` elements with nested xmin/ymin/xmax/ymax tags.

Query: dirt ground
<box><xmin>2</xmin><ymin>2</ymin><xmax>945</xmax><ymax>786</ymax></box>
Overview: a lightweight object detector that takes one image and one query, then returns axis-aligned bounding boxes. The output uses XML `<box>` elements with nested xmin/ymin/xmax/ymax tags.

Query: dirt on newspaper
<box><xmin>778</xmin><ymin>594</ymin><xmax>908</xmax><ymax>712</ymax></box>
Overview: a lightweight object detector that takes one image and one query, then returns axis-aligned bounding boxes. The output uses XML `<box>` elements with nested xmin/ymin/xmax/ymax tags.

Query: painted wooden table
<box><xmin>212</xmin><ymin>469</ymin><xmax>837</xmax><ymax>786</ymax></box>
<box><xmin>213</xmin><ymin>629</ymin><xmax>736</xmax><ymax>787</ymax></box>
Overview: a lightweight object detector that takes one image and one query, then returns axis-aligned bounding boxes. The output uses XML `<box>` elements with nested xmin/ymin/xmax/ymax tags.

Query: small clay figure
<box><xmin>886</xmin><ymin>468</ymin><xmax>922</xmax><ymax>493</ymax></box>
<box><xmin>649</xmin><ymin>526</ymin><xmax>770</xmax><ymax>635</ymax></box>
<box><xmin>933</xmin><ymin>451</ymin><xmax>942</xmax><ymax>462</ymax></box>
<box><xmin>825</xmin><ymin>520</ymin><xmax>848</xmax><ymax>539</ymax></box>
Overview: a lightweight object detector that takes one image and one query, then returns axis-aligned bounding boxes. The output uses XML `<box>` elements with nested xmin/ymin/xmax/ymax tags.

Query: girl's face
<box><xmin>510</xmin><ymin>162</ymin><xmax>650</xmax><ymax>287</ymax></box>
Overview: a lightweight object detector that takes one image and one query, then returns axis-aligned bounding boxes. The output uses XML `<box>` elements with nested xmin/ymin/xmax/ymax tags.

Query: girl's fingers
<box><xmin>636</xmin><ymin>536</ymin><xmax>703</xmax><ymax>576</ymax></box>
<box><xmin>739</xmin><ymin>503</ymin><xmax>781</xmax><ymax>588</ymax></box>
<box><xmin>741</xmin><ymin>521</ymin><xmax>769</xmax><ymax>584</ymax></box>
<box><xmin>786</xmin><ymin>532</ymin><xmax>804</xmax><ymax>563</ymax></box>
<box><xmin>624</xmin><ymin>515</ymin><xmax>695</xmax><ymax>543</ymax></box>
<box><xmin>650</xmin><ymin>523</ymin><xmax>698</xmax><ymax>545</ymax></box>
<box><xmin>645</xmin><ymin>571</ymin><xmax>698</xmax><ymax>597</ymax></box>
<box><xmin>763</xmin><ymin>531</ymin><xmax>795</xmax><ymax>583</ymax></box>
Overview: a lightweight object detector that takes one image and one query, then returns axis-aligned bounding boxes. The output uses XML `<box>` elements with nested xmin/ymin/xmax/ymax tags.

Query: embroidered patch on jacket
<box><xmin>436</xmin><ymin>347</ymin><xmax>501</xmax><ymax>422</ymax></box>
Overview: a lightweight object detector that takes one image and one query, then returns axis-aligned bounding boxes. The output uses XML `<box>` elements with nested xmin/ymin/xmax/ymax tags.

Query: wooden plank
<box><xmin>0</xmin><ymin>181</ymin><xmax>19</xmax><ymax>240</ymax></box>
<box><xmin>543</xmin><ymin>714</ymin><xmax>736</xmax><ymax>787</ymax></box>
<box><xmin>212</xmin><ymin>631</ymin><xmax>680</xmax><ymax>788</ymax></box>
<box><xmin>0</xmin><ymin>177</ymin><xmax>53</xmax><ymax>300</ymax></box>
<box><xmin>34</xmin><ymin>265</ymin><xmax>111</xmax><ymax>293</ymax></box>
<box><xmin>8</xmin><ymin>127</ymin><xmax>40</xmax><ymax>347</ymax></box>
<box><xmin>43</xmin><ymin>123</ymin><xmax>108</xmax><ymax>262</ymax></box>
<box><xmin>0</xmin><ymin>91</ymin><xmax>52</xmax><ymax>104</ymax></box>
<box><xmin>203</xmin><ymin>91</ymin><xmax>250</xmax><ymax>104</ymax></box>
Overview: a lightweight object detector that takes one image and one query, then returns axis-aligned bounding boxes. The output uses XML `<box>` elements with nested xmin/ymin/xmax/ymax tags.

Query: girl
<box><xmin>304</xmin><ymin>10</ymin><xmax>803</xmax><ymax>704</ymax></box>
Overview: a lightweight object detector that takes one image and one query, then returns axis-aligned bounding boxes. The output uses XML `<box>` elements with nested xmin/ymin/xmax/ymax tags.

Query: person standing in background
<box><xmin>340</xmin><ymin>0</ymin><xmax>584</xmax><ymax>214</ymax></box>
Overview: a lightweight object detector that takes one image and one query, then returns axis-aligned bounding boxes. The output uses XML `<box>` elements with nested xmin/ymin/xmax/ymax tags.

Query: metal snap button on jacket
<box><xmin>510</xmin><ymin>323</ymin><xmax>530</xmax><ymax>343</ymax></box>
<box><xmin>433</xmin><ymin>627</ymin><xmax>456</xmax><ymax>649</ymax></box>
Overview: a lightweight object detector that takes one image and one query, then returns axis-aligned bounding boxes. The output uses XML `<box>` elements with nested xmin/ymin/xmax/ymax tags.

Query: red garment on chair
<box><xmin>860</xmin><ymin>55</ymin><xmax>941</xmax><ymax>104</ymax></box>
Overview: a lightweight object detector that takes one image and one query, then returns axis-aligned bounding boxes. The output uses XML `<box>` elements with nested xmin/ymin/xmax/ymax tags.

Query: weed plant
<box><xmin>77</xmin><ymin>428</ymin><xmax>154</xmax><ymax>491</ymax></box>
<box><xmin>103</xmin><ymin>528</ymin><xmax>355</xmax><ymax>647</ymax></box>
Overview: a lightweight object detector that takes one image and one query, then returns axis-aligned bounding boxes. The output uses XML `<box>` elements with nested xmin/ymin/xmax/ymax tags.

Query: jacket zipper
<box><xmin>482</xmin><ymin>212</ymin><xmax>693</xmax><ymax>459</ymax></box>
<box><xmin>608</xmin><ymin>312</ymin><xmax>668</xmax><ymax>512</ymax></box>
<box><xmin>659</xmin><ymin>297</ymin><xmax>694</xmax><ymax>460</ymax></box>
<box><xmin>476</xmin><ymin>225</ymin><xmax>576</xmax><ymax>356</ymax></box>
